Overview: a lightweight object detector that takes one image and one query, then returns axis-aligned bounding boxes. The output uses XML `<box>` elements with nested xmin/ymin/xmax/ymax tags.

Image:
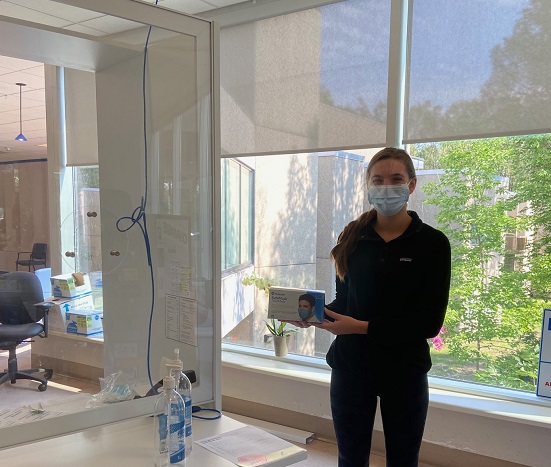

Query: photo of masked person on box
<box><xmin>268</xmin><ymin>287</ymin><xmax>325</xmax><ymax>323</ymax></box>
<box><xmin>298</xmin><ymin>293</ymin><xmax>317</xmax><ymax>322</ymax></box>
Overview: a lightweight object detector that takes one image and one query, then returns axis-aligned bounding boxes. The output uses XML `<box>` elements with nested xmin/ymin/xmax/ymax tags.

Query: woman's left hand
<box><xmin>312</xmin><ymin>308</ymin><xmax>369</xmax><ymax>335</ymax></box>
<box><xmin>281</xmin><ymin>320</ymin><xmax>311</xmax><ymax>329</ymax></box>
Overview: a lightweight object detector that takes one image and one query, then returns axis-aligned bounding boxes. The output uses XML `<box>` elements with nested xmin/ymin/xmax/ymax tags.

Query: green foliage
<box><xmin>265</xmin><ymin>318</ymin><xmax>296</xmax><ymax>337</ymax></box>
<box><xmin>241</xmin><ymin>273</ymin><xmax>275</xmax><ymax>297</ymax></box>
<box><xmin>421</xmin><ymin>137</ymin><xmax>549</xmax><ymax>390</ymax></box>
<box><xmin>508</xmin><ymin>135</ymin><xmax>551</xmax><ymax>258</ymax></box>
<box><xmin>241</xmin><ymin>273</ymin><xmax>294</xmax><ymax>337</ymax></box>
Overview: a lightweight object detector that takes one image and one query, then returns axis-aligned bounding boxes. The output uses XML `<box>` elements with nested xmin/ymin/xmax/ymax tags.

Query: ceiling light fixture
<box><xmin>15</xmin><ymin>82</ymin><xmax>27</xmax><ymax>142</ymax></box>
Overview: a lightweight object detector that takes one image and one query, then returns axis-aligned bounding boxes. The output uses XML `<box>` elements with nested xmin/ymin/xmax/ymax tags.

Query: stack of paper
<box><xmin>196</xmin><ymin>425</ymin><xmax>307</xmax><ymax>466</ymax></box>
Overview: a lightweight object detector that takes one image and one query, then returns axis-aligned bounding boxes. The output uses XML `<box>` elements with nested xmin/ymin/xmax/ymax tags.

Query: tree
<box><xmin>422</xmin><ymin>138</ymin><xmax>542</xmax><ymax>389</ymax></box>
<box><xmin>409</xmin><ymin>142</ymin><xmax>445</xmax><ymax>170</ymax></box>
<box><xmin>509</xmin><ymin>135</ymin><xmax>551</xmax><ymax>258</ymax></box>
<box><xmin>479</xmin><ymin>0</ymin><xmax>551</xmax><ymax>130</ymax></box>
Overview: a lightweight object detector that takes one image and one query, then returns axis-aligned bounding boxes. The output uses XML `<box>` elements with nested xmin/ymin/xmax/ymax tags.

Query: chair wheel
<box><xmin>38</xmin><ymin>383</ymin><xmax>47</xmax><ymax>392</ymax></box>
<box><xmin>45</xmin><ymin>370</ymin><xmax>53</xmax><ymax>380</ymax></box>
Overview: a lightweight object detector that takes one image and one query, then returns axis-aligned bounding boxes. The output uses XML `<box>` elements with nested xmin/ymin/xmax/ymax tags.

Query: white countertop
<box><xmin>2</xmin><ymin>414</ymin><xmax>307</xmax><ymax>467</ymax></box>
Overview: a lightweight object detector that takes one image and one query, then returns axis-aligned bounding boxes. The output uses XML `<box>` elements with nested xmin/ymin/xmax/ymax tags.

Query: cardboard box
<box><xmin>268</xmin><ymin>286</ymin><xmax>325</xmax><ymax>323</ymax></box>
<box><xmin>65</xmin><ymin>309</ymin><xmax>103</xmax><ymax>335</ymax></box>
<box><xmin>50</xmin><ymin>273</ymin><xmax>92</xmax><ymax>298</ymax></box>
<box><xmin>38</xmin><ymin>295</ymin><xmax>96</xmax><ymax>333</ymax></box>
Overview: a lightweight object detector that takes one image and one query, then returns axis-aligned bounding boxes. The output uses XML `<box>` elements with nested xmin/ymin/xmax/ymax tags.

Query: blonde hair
<box><xmin>329</xmin><ymin>147</ymin><xmax>416</xmax><ymax>281</ymax></box>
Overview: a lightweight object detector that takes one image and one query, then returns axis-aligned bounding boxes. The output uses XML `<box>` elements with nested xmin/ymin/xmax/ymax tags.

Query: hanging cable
<box><xmin>115</xmin><ymin>0</ymin><xmax>159</xmax><ymax>392</ymax></box>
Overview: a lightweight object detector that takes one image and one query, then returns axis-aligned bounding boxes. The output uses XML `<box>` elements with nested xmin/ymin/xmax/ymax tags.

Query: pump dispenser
<box><xmin>153</xmin><ymin>375</ymin><xmax>186</xmax><ymax>466</ymax></box>
<box><xmin>166</xmin><ymin>348</ymin><xmax>192</xmax><ymax>455</ymax></box>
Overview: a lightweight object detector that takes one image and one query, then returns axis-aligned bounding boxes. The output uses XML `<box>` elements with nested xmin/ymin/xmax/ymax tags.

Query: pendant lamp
<box><xmin>15</xmin><ymin>82</ymin><xmax>27</xmax><ymax>142</ymax></box>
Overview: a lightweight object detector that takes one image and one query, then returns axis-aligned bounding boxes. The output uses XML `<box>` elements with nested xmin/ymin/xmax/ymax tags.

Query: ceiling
<box><xmin>0</xmin><ymin>0</ymin><xmax>252</xmax><ymax>163</ymax></box>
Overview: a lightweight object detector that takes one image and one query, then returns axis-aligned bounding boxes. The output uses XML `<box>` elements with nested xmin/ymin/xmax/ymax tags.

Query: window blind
<box><xmin>220</xmin><ymin>0</ymin><xmax>391</xmax><ymax>157</ymax></box>
<box><xmin>405</xmin><ymin>0</ymin><xmax>548</xmax><ymax>143</ymax></box>
<box><xmin>64</xmin><ymin>68</ymin><xmax>99</xmax><ymax>166</ymax></box>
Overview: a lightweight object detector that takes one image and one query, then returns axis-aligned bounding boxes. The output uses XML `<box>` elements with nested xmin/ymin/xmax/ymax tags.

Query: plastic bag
<box><xmin>86</xmin><ymin>371</ymin><xmax>137</xmax><ymax>407</ymax></box>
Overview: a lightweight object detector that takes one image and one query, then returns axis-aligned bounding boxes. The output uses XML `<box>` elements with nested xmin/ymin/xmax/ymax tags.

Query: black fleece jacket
<box><xmin>325</xmin><ymin>211</ymin><xmax>451</xmax><ymax>376</ymax></box>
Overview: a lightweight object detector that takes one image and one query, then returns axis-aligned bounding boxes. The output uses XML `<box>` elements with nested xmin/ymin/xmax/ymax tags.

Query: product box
<box><xmin>65</xmin><ymin>309</ymin><xmax>103</xmax><ymax>335</ymax></box>
<box><xmin>37</xmin><ymin>294</ymin><xmax>96</xmax><ymax>333</ymax></box>
<box><xmin>50</xmin><ymin>272</ymin><xmax>92</xmax><ymax>299</ymax></box>
<box><xmin>268</xmin><ymin>286</ymin><xmax>325</xmax><ymax>323</ymax></box>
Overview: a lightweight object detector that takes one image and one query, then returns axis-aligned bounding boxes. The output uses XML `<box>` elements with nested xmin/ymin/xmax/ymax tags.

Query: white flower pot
<box><xmin>273</xmin><ymin>335</ymin><xmax>289</xmax><ymax>357</ymax></box>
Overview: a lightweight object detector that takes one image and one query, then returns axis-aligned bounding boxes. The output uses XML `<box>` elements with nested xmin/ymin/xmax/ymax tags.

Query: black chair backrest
<box><xmin>32</xmin><ymin>243</ymin><xmax>47</xmax><ymax>260</ymax></box>
<box><xmin>0</xmin><ymin>272</ymin><xmax>45</xmax><ymax>325</ymax></box>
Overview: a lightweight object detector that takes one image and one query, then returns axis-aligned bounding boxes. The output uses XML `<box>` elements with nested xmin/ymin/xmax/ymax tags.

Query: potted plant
<box><xmin>242</xmin><ymin>272</ymin><xmax>296</xmax><ymax>357</ymax></box>
<box><xmin>265</xmin><ymin>318</ymin><xmax>296</xmax><ymax>357</ymax></box>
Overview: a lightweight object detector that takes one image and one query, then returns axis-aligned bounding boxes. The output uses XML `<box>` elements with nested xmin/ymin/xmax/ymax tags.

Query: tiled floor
<box><xmin>0</xmin><ymin>344</ymin><xmax>100</xmax><ymax>409</ymax></box>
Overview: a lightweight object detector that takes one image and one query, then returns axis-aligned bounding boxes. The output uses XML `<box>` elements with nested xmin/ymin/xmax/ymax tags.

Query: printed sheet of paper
<box><xmin>155</xmin><ymin>216</ymin><xmax>195</xmax><ymax>300</ymax></box>
<box><xmin>196</xmin><ymin>425</ymin><xmax>306</xmax><ymax>466</ymax></box>
<box><xmin>166</xmin><ymin>294</ymin><xmax>198</xmax><ymax>346</ymax></box>
<box><xmin>0</xmin><ymin>407</ymin><xmax>66</xmax><ymax>428</ymax></box>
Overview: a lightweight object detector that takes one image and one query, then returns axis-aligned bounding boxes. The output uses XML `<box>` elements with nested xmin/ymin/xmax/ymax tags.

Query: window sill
<box><xmin>221</xmin><ymin>344</ymin><xmax>551</xmax><ymax>430</ymax></box>
<box><xmin>48</xmin><ymin>330</ymin><xmax>104</xmax><ymax>342</ymax></box>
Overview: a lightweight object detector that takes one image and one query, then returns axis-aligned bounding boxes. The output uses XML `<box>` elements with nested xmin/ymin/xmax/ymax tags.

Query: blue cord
<box><xmin>192</xmin><ymin>407</ymin><xmax>222</xmax><ymax>420</ymax></box>
<box><xmin>115</xmin><ymin>3</ymin><xmax>158</xmax><ymax>392</ymax></box>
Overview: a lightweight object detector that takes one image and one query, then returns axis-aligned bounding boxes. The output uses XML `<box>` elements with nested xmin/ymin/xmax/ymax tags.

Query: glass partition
<box><xmin>0</xmin><ymin>0</ymin><xmax>219</xmax><ymax>449</ymax></box>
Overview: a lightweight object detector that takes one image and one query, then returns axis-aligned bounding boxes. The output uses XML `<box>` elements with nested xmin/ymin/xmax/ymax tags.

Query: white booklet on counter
<box><xmin>195</xmin><ymin>425</ymin><xmax>307</xmax><ymax>466</ymax></box>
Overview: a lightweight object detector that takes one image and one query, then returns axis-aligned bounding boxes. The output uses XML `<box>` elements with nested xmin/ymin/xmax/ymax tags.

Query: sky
<box><xmin>320</xmin><ymin>0</ymin><xmax>530</xmax><ymax>111</ymax></box>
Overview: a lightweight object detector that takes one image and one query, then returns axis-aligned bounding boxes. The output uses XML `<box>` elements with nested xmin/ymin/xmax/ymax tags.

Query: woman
<box><xmin>315</xmin><ymin>147</ymin><xmax>451</xmax><ymax>466</ymax></box>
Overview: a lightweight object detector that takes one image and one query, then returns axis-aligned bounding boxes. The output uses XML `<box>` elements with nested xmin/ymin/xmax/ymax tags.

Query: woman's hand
<box><xmin>311</xmin><ymin>308</ymin><xmax>369</xmax><ymax>335</ymax></box>
<box><xmin>281</xmin><ymin>320</ymin><xmax>311</xmax><ymax>329</ymax></box>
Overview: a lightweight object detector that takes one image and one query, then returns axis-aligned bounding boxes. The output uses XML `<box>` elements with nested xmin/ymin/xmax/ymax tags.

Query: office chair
<box><xmin>15</xmin><ymin>243</ymin><xmax>47</xmax><ymax>271</ymax></box>
<box><xmin>0</xmin><ymin>272</ymin><xmax>53</xmax><ymax>391</ymax></box>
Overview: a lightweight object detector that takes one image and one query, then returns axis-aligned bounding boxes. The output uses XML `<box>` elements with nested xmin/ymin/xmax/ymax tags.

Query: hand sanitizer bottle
<box><xmin>153</xmin><ymin>375</ymin><xmax>186</xmax><ymax>466</ymax></box>
<box><xmin>166</xmin><ymin>348</ymin><xmax>193</xmax><ymax>456</ymax></box>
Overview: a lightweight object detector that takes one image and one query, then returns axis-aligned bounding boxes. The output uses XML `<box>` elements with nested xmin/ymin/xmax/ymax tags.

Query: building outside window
<box><xmin>221</xmin><ymin>158</ymin><xmax>254</xmax><ymax>271</ymax></box>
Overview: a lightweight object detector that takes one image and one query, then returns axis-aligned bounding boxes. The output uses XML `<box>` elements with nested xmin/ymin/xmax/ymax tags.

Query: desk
<box><xmin>2</xmin><ymin>415</ymin><xmax>307</xmax><ymax>466</ymax></box>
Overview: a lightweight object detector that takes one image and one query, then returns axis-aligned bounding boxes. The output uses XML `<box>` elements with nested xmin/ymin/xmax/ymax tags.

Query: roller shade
<box><xmin>220</xmin><ymin>0</ymin><xmax>391</xmax><ymax>156</ymax></box>
<box><xmin>64</xmin><ymin>68</ymin><xmax>99</xmax><ymax>166</ymax></box>
<box><xmin>405</xmin><ymin>0</ymin><xmax>549</xmax><ymax>143</ymax></box>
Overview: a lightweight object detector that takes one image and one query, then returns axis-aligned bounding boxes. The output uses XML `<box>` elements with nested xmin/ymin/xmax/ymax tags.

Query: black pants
<box><xmin>330</xmin><ymin>367</ymin><xmax>429</xmax><ymax>467</ymax></box>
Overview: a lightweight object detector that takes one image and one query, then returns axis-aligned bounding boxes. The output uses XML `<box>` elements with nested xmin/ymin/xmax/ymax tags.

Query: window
<box><xmin>218</xmin><ymin>0</ymin><xmax>551</xmax><ymax>398</ymax></box>
<box><xmin>222</xmin><ymin>137</ymin><xmax>551</xmax><ymax>394</ymax></box>
<box><xmin>222</xmin><ymin>151</ymin><xmax>367</xmax><ymax>357</ymax></box>
<box><xmin>72</xmin><ymin>166</ymin><xmax>101</xmax><ymax>274</ymax></box>
<box><xmin>411</xmin><ymin>138</ymin><xmax>549</xmax><ymax>392</ymax></box>
<box><xmin>221</xmin><ymin>158</ymin><xmax>253</xmax><ymax>271</ymax></box>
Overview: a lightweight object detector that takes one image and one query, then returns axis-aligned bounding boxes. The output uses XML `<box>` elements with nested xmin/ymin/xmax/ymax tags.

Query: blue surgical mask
<box><xmin>298</xmin><ymin>308</ymin><xmax>311</xmax><ymax>320</ymax></box>
<box><xmin>368</xmin><ymin>183</ymin><xmax>410</xmax><ymax>217</ymax></box>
